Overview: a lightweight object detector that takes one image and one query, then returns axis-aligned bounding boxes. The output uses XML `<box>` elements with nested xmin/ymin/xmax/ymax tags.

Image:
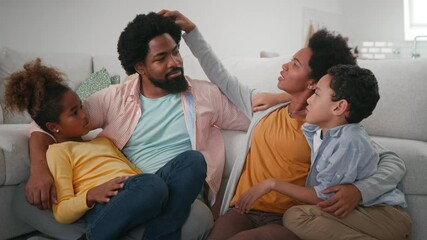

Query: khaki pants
<box><xmin>283</xmin><ymin>205</ymin><xmax>411</xmax><ymax>240</ymax></box>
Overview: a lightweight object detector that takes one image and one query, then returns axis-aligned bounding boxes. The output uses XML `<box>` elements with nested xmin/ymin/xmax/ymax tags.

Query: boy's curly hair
<box><xmin>4</xmin><ymin>58</ymin><xmax>70</xmax><ymax>132</ymax></box>
<box><xmin>328</xmin><ymin>64</ymin><xmax>380</xmax><ymax>123</ymax></box>
<box><xmin>117</xmin><ymin>12</ymin><xmax>182</xmax><ymax>75</ymax></box>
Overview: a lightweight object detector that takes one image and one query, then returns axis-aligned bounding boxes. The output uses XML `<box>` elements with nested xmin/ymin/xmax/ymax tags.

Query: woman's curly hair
<box><xmin>4</xmin><ymin>58</ymin><xmax>70</xmax><ymax>132</ymax></box>
<box><xmin>308</xmin><ymin>29</ymin><xmax>356</xmax><ymax>82</ymax></box>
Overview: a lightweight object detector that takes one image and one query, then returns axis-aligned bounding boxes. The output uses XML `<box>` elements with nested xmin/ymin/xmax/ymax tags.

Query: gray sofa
<box><xmin>1</xmin><ymin>46</ymin><xmax>426</xmax><ymax>239</ymax></box>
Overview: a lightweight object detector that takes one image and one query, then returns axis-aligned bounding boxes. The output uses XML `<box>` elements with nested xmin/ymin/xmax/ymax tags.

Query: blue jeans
<box><xmin>143</xmin><ymin>150</ymin><xmax>207</xmax><ymax>240</ymax></box>
<box><xmin>84</xmin><ymin>173</ymin><xmax>168</xmax><ymax>240</ymax></box>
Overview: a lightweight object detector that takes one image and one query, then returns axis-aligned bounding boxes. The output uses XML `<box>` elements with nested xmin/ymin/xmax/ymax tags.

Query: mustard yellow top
<box><xmin>47</xmin><ymin>137</ymin><xmax>141</xmax><ymax>224</ymax></box>
<box><xmin>231</xmin><ymin>106</ymin><xmax>311</xmax><ymax>213</ymax></box>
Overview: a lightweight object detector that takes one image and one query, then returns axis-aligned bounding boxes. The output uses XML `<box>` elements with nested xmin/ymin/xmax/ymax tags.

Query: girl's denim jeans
<box><xmin>84</xmin><ymin>150</ymin><xmax>207</xmax><ymax>240</ymax></box>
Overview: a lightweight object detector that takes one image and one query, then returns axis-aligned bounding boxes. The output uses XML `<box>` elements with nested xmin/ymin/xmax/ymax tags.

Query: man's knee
<box><xmin>185</xmin><ymin>150</ymin><xmax>207</xmax><ymax>172</ymax></box>
<box><xmin>177</xmin><ymin>150</ymin><xmax>207</xmax><ymax>180</ymax></box>
<box><xmin>127</xmin><ymin>174</ymin><xmax>169</xmax><ymax>211</ymax></box>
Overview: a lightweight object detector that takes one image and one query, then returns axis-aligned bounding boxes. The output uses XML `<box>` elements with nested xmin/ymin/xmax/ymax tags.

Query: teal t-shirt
<box><xmin>122</xmin><ymin>93</ymin><xmax>192</xmax><ymax>173</ymax></box>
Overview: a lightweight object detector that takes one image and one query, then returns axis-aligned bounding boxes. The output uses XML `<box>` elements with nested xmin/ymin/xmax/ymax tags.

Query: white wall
<box><xmin>2</xmin><ymin>0</ymin><xmax>422</xmax><ymax>59</ymax></box>
<box><xmin>339</xmin><ymin>0</ymin><xmax>404</xmax><ymax>42</ymax></box>
<box><xmin>0</xmin><ymin>0</ymin><xmax>343</xmax><ymax>58</ymax></box>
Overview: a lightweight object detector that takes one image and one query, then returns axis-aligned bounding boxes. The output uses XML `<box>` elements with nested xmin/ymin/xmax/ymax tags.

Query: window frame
<box><xmin>403</xmin><ymin>0</ymin><xmax>427</xmax><ymax>41</ymax></box>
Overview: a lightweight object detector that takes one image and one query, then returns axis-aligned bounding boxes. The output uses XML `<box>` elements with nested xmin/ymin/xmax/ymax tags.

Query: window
<box><xmin>404</xmin><ymin>0</ymin><xmax>427</xmax><ymax>40</ymax></box>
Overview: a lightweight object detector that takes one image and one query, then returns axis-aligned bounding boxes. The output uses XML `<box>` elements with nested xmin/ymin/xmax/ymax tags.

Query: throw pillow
<box><xmin>76</xmin><ymin>68</ymin><xmax>112</xmax><ymax>100</ymax></box>
<box><xmin>110</xmin><ymin>75</ymin><xmax>121</xmax><ymax>85</ymax></box>
<box><xmin>0</xmin><ymin>47</ymin><xmax>27</xmax><ymax>103</ymax></box>
<box><xmin>2</xmin><ymin>106</ymin><xmax>32</xmax><ymax>124</ymax></box>
<box><xmin>0</xmin><ymin>47</ymin><xmax>34</xmax><ymax>123</ymax></box>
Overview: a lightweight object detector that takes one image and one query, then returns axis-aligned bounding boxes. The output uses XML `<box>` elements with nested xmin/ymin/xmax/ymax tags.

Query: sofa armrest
<box><xmin>371</xmin><ymin>136</ymin><xmax>427</xmax><ymax>195</ymax></box>
<box><xmin>0</xmin><ymin>104</ymin><xmax>4</xmax><ymax>124</ymax></box>
<box><xmin>0</xmin><ymin>124</ymin><xmax>30</xmax><ymax>186</ymax></box>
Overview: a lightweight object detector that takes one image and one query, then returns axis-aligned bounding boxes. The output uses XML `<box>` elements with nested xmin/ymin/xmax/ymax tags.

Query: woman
<box><xmin>158</xmin><ymin>10</ymin><xmax>405</xmax><ymax>240</ymax></box>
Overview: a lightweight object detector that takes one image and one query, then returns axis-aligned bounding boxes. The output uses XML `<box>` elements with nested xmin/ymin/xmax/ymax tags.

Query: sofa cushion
<box><xmin>0</xmin><ymin>124</ymin><xmax>30</xmax><ymax>186</ymax></box>
<box><xmin>182</xmin><ymin>54</ymin><xmax>290</xmax><ymax>93</ymax></box>
<box><xmin>222</xmin><ymin>57</ymin><xmax>285</xmax><ymax>93</ymax></box>
<box><xmin>360</xmin><ymin>58</ymin><xmax>427</xmax><ymax>142</ymax></box>
<box><xmin>2</xmin><ymin>109</ymin><xmax>31</xmax><ymax>125</ymax></box>
<box><xmin>372</xmin><ymin>136</ymin><xmax>427</xmax><ymax>195</ymax></box>
<box><xmin>0</xmin><ymin>104</ymin><xmax>3</xmax><ymax>124</ymax></box>
<box><xmin>0</xmin><ymin>47</ymin><xmax>93</xmax><ymax>124</ymax></box>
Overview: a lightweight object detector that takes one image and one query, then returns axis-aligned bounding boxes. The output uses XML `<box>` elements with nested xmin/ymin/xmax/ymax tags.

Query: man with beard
<box><xmin>16</xmin><ymin>12</ymin><xmax>250</xmax><ymax>240</ymax></box>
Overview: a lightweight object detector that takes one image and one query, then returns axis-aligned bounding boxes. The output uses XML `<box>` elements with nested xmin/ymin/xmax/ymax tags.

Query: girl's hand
<box><xmin>86</xmin><ymin>176</ymin><xmax>128</xmax><ymax>207</ymax></box>
<box><xmin>235</xmin><ymin>179</ymin><xmax>275</xmax><ymax>214</ymax></box>
<box><xmin>252</xmin><ymin>92</ymin><xmax>291</xmax><ymax>112</ymax></box>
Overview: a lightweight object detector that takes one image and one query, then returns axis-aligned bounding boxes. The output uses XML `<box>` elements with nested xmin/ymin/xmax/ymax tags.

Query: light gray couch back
<box><xmin>0</xmin><ymin>46</ymin><xmax>93</xmax><ymax>124</ymax></box>
<box><xmin>360</xmin><ymin>58</ymin><xmax>427</xmax><ymax>142</ymax></box>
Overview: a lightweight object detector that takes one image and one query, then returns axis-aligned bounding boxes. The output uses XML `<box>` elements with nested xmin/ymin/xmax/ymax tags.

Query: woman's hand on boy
<box><xmin>317</xmin><ymin>184</ymin><xmax>361</xmax><ymax>218</ymax></box>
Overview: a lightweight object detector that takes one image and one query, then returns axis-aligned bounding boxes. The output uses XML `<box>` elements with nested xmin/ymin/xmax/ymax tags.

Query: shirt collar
<box><xmin>303</xmin><ymin>123</ymin><xmax>358</xmax><ymax>138</ymax></box>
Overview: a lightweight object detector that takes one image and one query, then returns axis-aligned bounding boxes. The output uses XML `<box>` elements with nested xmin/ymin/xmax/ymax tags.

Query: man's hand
<box><xmin>317</xmin><ymin>184</ymin><xmax>361</xmax><ymax>218</ymax></box>
<box><xmin>86</xmin><ymin>176</ymin><xmax>128</xmax><ymax>207</ymax></box>
<box><xmin>27</xmin><ymin>131</ymin><xmax>57</xmax><ymax>210</ymax></box>
<box><xmin>158</xmin><ymin>9</ymin><xmax>196</xmax><ymax>33</ymax></box>
<box><xmin>25</xmin><ymin>166</ymin><xmax>57</xmax><ymax>210</ymax></box>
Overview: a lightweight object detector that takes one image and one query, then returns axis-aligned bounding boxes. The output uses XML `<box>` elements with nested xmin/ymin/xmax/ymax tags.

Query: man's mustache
<box><xmin>165</xmin><ymin>67</ymin><xmax>184</xmax><ymax>79</ymax></box>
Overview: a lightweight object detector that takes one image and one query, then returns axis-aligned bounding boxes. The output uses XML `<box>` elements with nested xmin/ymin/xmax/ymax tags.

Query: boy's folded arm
<box><xmin>353</xmin><ymin>141</ymin><xmax>405</xmax><ymax>204</ymax></box>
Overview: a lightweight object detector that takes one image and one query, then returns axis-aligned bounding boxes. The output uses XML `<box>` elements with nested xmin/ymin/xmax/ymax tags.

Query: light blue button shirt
<box><xmin>303</xmin><ymin>123</ymin><xmax>406</xmax><ymax>207</ymax></box>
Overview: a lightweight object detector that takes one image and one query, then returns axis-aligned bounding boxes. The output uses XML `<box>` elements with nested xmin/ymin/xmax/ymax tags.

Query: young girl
<box><xmin>4</xmin><ymin>59</ymin><xmax>168</xmax><ymax>240</ymax></box>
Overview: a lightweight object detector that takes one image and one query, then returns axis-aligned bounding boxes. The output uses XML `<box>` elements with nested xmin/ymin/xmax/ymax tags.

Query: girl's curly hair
<box><xmin>4</xmin><ymin>58</ymin><xmax>70</xmax><ymax>132</ymax></box>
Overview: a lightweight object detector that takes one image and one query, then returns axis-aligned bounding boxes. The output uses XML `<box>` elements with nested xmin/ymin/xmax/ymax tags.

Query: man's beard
<box><xmin>148</xmin><ymin>67</ymin><xmax>188</xmax><ymax>93</ymax></box>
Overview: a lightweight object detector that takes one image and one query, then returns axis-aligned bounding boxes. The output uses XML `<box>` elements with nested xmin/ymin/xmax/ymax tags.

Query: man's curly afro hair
<box><xmin>117</xmin><ymin>12</ymin><xmax>182</xmax><ymax>75</ymax></box>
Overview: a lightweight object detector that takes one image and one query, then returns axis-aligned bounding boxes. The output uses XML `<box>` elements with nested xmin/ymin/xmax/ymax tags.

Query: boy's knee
<box><xmin>283</xmin><ymin>205</ymin><xmax>318</xmax><ymax>231</ymax></box>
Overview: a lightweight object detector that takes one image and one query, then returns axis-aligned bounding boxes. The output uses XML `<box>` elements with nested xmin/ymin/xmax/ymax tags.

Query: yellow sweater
<box><xmin>47</xmin><ymin>137</ymin><xmax>141</xmax><ymax>224</ymax></box>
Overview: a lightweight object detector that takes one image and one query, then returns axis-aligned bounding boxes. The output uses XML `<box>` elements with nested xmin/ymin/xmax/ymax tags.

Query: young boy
<box><xmin>236</xmin><ymin>64</ymin><xmax>410</xmax><ymax>239</ymax></box>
